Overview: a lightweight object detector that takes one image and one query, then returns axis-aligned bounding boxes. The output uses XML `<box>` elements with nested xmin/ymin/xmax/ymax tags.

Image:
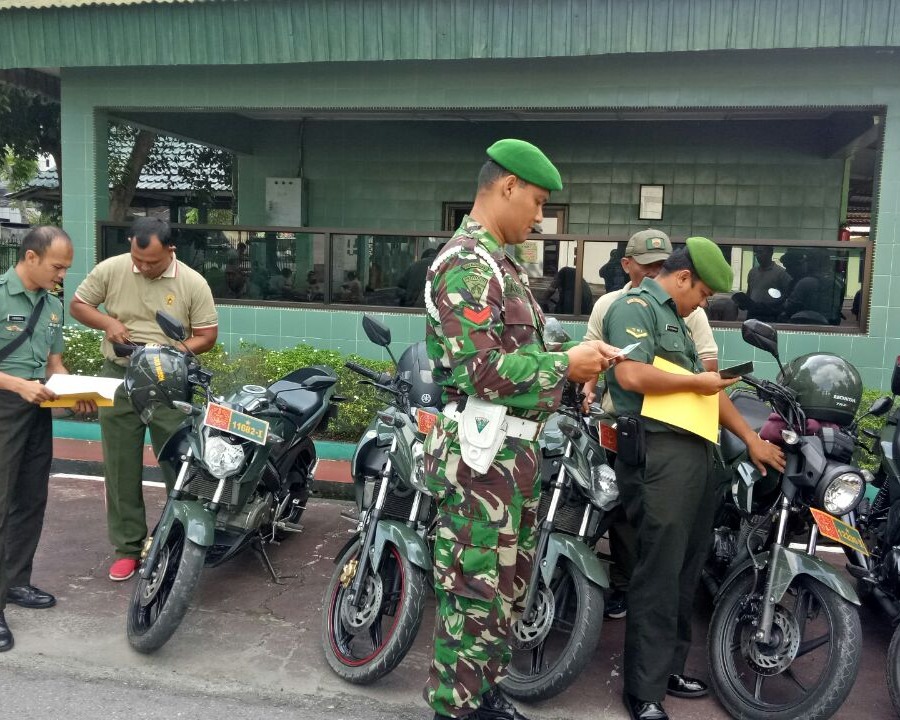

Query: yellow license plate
<box><xmin>810</xmin><ymin>508</ymin><xmax>869</xmax><ymax>556</ymax></box>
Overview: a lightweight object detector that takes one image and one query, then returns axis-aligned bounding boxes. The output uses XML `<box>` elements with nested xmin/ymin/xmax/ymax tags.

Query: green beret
<box><xmin>686</xmin><ymin>236</ymin><xmax>733</xmax><ymax>293</ymax></box>
<box><xmin>486</xmin><ymin>139</ymin><xmax>563</xmax><ymax>192</ymax></box>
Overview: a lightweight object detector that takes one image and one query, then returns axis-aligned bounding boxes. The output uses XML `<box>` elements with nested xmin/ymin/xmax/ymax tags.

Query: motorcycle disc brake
<box><xmin>740</xmin><ymin>605</ymin><xmax>801</xmax><ymax>676</ymax></box>
<box><xmin>340</xmin><ymin>571</ymin><xmax>384</xmax><ymax>636</ymax></box>
<box><xmin>139</xmin><ymin>544</ymin><xmax>171</xmax><ymax>607</ymax></box>
<box><xmin>511</xmin><ymin>586</ymin><xmax>555</xmax><ymax>650</ymax></box>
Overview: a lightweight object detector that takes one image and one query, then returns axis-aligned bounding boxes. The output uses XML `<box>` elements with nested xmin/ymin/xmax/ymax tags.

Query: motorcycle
<box><xmin>706</xmin><ymin>320</ymin><xmax>866</xmax><ymax>720</ymax></box>
<box><xmin>844</xmin><ymin>356</ymin><xmax>900</xmax><ymax>712</ymax></box>
<box><xmin>322</xmin><ymin>315</ymin><xmax>438</xmax><ymax>684</ymax></box>
<box><xmin>501</xmin><ymin>380</ymin><xmax>618</xmax><ymax>702</ymax></box>
<box><xmin>125</xmin><ymin>311</ymin><xmax>342</xmax><ymax>653</ymax></box>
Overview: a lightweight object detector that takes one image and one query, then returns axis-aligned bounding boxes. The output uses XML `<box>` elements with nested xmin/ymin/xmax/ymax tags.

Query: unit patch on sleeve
<box><xmin>462</xmin><ymin>275</ymin><xmax>488</xmax><ymax>299</ymax></box>
<box><xmin>626</xmin><ymin>297</ymin><xmax>648</xmax><ymax>307</ymax></box>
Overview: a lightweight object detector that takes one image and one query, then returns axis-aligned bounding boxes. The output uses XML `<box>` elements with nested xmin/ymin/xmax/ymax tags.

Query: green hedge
<box><xmin>61</xmin><ymin>327</ymin><xmax>391</xmax><ymax>442</ymax></box>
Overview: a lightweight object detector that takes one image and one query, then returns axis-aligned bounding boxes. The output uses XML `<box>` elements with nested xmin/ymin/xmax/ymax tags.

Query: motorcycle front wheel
<box><xmin>708</xmin><ymin>572</ymin><xmax>861</xmax><ymax>720</ymax></box>
<box><xmin>322</xmin><ymin>540</ymin><xmax>427</xmax><ymax>684</ymax></box>
<box><xmin>126</xmin><ymin>518</ymin><xmax>206</xmax><ymax>654</ymax></box>
<box><xmin>501</xmin><ymin>559</ymin><xmax>605</xmax><ymax>702</ymax></box>
<box><xmin>886</xmin><ymin>622</ymin><xmax>900</xmax><ymax>715</ymax></box>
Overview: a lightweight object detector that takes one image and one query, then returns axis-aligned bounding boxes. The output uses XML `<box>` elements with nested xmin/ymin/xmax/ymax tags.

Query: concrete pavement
<box><xmin>0</xmin><ymin>475</ymin><xmax>895</xmax><ymax>719</ymax></box>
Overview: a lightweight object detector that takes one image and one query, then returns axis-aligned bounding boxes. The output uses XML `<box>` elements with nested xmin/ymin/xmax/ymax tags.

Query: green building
<box><xmin>1</xmin><ymin>0</ymin><xmax>898</xmax><ymax>385</ymax></box>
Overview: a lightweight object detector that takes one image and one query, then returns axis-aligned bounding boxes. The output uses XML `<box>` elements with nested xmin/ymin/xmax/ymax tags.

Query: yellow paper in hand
<box><xmin>640</xmin><ymin>357</ymin><xmax>719</xmax><ymax>443</ymax></box>
<box><xmin>39</xmin><ymin>374</ymin><xmax>122</xmax><ymax>408</ymax></box>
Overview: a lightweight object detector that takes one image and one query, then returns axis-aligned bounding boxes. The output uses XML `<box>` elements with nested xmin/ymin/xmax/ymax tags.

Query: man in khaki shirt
<box><xmin>582</xmin><ymin>229</ymin><xmax>719</xmax><ymax>620</ymax></box>
<box><xmin>70</xmin><ymin>217</ymin><xmax>218</xmax><ymax>581</ymax></box>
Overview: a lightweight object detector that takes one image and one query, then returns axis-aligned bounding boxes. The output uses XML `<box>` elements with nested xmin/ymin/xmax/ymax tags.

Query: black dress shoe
<box><xmin>6</xmin><ymin>585</ymin><xmax>56</xmax><ymax>609</ymax></box>
<box><xmin>478</xmin><ymin>687</ymin><xmax>530</xmax><ymax>720</ymax></box>
<box><xmin>623</xmin><ymin>692</ymin><xmax>668</xmax><ymax>720</ymax></box>
<box><xmin>0</xmin><ymin>611</ymin><xmax>13</xmax><ymax>652</ymax></box>
<box><xmin>666</xmin><ymin>674</ymin><xmax>709</xmax><ymax>698</ymax></box>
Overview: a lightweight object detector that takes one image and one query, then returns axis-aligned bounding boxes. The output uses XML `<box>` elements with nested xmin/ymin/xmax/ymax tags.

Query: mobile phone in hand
<box><xmin>618</xmin><ymin>341</ymin><xmax>641</xmax><ymax>357</ymax></box>
<box><xmin>719</xmin><ymin>361</ymin><xmax>754</xmax><ymax>380</ymax></box>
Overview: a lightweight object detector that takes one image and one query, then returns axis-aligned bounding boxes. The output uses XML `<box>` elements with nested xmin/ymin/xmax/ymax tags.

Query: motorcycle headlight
<box><xmin>408</xmin><ymin>442</ymin><xmax>431</xmax><ymax>495</ymax></box>
<box><xmin>815</xmin><ymin>464</ymin><xmax>866</xmax><ymax>515</ymax></box>
<box><xmin>574</xmin><ymin>460</ymin><xmax>619</xmax><ymax>510</ymax></box>
<box><xmin>202</xmin><ymin>435</ymin><xmax>246</xmax><ymax>479</ymax></box>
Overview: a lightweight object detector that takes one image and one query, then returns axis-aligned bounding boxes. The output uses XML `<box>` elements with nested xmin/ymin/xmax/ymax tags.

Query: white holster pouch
<box><xmin>444</xmin><ymin>397</ymin><xmax>544</xmax><ymax>475</ymax></box>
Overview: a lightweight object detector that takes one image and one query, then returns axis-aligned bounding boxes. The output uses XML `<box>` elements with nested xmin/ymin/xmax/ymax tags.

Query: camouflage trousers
<box><xmin>422</xmin><ymin>415</ymin><xmax>541</xmax><ymax>718</ymax></box>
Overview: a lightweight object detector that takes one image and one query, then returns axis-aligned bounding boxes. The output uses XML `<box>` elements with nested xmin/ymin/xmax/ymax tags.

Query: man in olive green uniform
<box><xmin>602</xmin><ymin>238</ymin><xmax>785</xmax><ymax>720</ymax></box>
<box><xmin>70</xmin><ymin>217</ymin><xmax>218</xmax><ymax>581</ymax></box>
<box><xmin>582</xmin><ymin>229</ymin><xmax>719</xmax><ymax>619</ymax></box>
<box><xmin>423</xmin><ymin>139</ymin><xmax>619</xmax><ymax>720</ymax></box>
<box><xmin>0</xmin><ymin>226</ymin><xmax>95</xmax><ymax>651</ymax></box>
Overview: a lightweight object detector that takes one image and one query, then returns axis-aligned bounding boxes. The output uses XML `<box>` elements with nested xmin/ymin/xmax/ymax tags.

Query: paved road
<box><xmin>0</xmin><ymin>476</ymin><xmax>895</xmax><ymax>720</ymax></box>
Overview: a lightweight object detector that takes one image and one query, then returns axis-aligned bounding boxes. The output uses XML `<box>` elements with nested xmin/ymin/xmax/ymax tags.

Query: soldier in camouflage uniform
<box><xmin>422</xmin><ymin>139</ymin><xmax>619</xmax><ymax>720</ymax></box>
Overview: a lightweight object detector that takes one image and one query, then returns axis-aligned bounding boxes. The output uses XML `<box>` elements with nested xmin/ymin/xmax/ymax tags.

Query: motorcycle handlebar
<box><xmin>345</xmin><ymin>361</ymin><xmax>389</xmax><ymax>385</ymax></box>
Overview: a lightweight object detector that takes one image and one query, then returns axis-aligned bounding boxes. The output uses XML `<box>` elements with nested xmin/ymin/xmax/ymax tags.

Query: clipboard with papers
<box><xmin>640</xmin><ymin>356</ymin><xmax>719</xmax><ymax>443</ymax></box>
<box><xmin>39</xmin><ymin>374</ymin><xmax>123</xmax><ymax>408</ymax></box>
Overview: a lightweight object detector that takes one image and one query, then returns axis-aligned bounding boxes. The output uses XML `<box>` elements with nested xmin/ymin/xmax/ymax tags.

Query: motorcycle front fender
<box><xmin>158</xmin><ymin>499</ymin><xmax>216</xmax><ymax>548</ymax></box>
<box><xmin>371</xmin><ymin>519</ymin><xmax>431</xmax><ymax>572</ymax></box>
<box><xmin>714</xmin><ymin>545</ymin><xmax>860</xmax><ymax>606</ymax></box>
<box><xmin>539</xmin><ymin>532</ymin><xmax>609</xmax><ymax>589</ymax></box>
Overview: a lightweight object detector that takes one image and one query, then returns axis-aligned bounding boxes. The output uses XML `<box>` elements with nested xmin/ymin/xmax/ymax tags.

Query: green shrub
<box><xmin>61</xmin><ymin>329</ymin><xmax>392</xmax><ymax>442</ymax></box>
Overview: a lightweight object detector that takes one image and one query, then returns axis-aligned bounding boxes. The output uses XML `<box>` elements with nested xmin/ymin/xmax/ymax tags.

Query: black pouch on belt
<box><xmin>616</xmin><ymin>415</ymin><xmax>646</xmax><ymax>466</ymax></box>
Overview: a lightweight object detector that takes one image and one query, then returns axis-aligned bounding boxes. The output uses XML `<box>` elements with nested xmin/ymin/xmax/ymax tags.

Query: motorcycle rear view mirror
<box><xmin>156</xmin><ymin>310</ymin><xmax>188</xmax><ymax>342</ymax></box>
<box><xmin>741</xmin><ymin>319</ymin><xmax>783</xmax><ymax>371</ymax></box>
<box><xmin>362</xmin><ymin>315</ymin><xmax>392</xmax><ymax>348</ymax></box>
<box><xmin>867</xmin><ymin>396</ymin><xmax>894</xmax><ymax>418</ymax></box>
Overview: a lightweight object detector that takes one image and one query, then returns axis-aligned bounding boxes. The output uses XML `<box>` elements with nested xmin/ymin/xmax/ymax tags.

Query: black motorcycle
<box><xmin>705</xmin><ymin>320</ymin><xmax>866</xmax><ymax>720</ymax></box>
<box><xmin>845</xmin><ymin>357</ymin><xmax>900</xmax><ymax>713</ymax></box>
<box><xmin>125</xmin><ymin>311</ymin><xmax>342</xmax><ymax>652</ymax></box>
<box><xmin>322</xmin><ymin>315</ymin><xmax>438</xmax><ymax>684</ymax></box>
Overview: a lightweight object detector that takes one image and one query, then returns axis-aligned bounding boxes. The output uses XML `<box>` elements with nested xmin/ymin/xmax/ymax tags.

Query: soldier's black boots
<box><xmin>477</xmin><ymin>687</ymin><xmax>530</xmax><ymax>720</ymax></box>
<box><xmin>431</xmin><ymin>688</ymin><xmax>530</xmax><ymax>720</ymax></box>
<box><xmin>666</xmin><ymin>674</ymin><xmax>709</xmax><ymax>698</ymax></box>
<box><xmin>623</xmin><ymin>692</ymin><xmax>668</xmax><ymax>720</ymax></box>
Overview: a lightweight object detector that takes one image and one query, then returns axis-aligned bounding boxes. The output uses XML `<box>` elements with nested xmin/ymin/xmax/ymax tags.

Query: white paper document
<box><xmin>42</xmin><ymin>374</ymin><xmax>123</xmax><ymax>407</ymax></box>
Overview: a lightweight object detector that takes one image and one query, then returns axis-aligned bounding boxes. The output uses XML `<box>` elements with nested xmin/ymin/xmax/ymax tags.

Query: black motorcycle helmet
<box><xmin>396</xmin><ymin>341</ymin><xmax>442</xmax><ymax>410</ymax></box>
<box><xmin>124</xmin><ymin>344</ymin><xmax>191</xmax><ymax>421</ymax></box>
<box><xmin>776</xmin><ymin>353</ymin><xmax>862</xmax><ymax>426</ymax></box>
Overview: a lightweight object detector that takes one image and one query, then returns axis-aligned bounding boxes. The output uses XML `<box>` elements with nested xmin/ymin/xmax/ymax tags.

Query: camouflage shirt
<box><xmin>425</xmin><ymin>216</ymin><xmax>569</xmax><ymax>422</ymax></box>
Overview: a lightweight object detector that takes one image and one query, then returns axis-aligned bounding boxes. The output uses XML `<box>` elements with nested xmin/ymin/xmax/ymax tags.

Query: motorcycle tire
<box><xmin>708</xmin><ymin>571</ymin><xmax>861</xmax><ymax>720</ymax></box>
<box><xmin>886</xmin><ymin>622</ymin><xmax>900</xmax><ymax>715</ymax></box>
<box><xmin>126</xmin><ymin>519</ymin><xmax>206</xmax><ymax>654</ymax></box>
<box><xmin>501</xmin><ymin>559</ymin><xmax>605</xmax><ymax>702</ymax></box>
<box><xmin>322</xmin><ymin>540</ymin><xmax>427</xmax><ymax>684</ymax></box>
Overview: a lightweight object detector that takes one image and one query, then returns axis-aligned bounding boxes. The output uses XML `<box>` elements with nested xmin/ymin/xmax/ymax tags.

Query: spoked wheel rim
<box><xmin>327</xmin><ymin>545</ymin><xmax>406</xmax><ymax>667</ymax></box>
<box><xmin>508</xmin><ymin>571</ymin><xmax>575</xmax><ymax>680</ymax></box>
<box><xmin>130</xmin><ymin>521</ymin><xmax>186</xmax><ymax>632</ymax></box>
<box><xmin>720</xmin><ymin>579</ymin><xmax>838</xmax><ymax>711</ymax></box>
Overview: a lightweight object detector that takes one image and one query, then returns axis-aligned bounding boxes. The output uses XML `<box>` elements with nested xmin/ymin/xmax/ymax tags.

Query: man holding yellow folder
<box><xmin>603</xmin><ymin>237</ymin><xmax>786</xmax><ymax>720</ymax></box>
<box><xmin>0</xmin><ymin>226</ymin><xmax>96</xmax><ymax>653</ymax></box>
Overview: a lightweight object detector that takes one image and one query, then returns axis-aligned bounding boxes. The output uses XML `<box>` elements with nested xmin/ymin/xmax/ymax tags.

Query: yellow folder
<box><xmin>640</xmin><ymin>356</ymin><xmax>719</xmax><ymax>443</ymax></box>
<box><xmin>39</xmin><ymin>374</ymin><xmax>121</xmax><ymax>408</ymax></box>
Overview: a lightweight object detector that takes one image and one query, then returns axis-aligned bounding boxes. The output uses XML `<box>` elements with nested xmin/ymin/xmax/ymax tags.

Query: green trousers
<box><xmin>99</xmin><ymin>361</ymin><xmax>184</xmax><ymax>559</ymax></box>
<box><xmin>615</xmin><ymin>431</ymin><xmax>714</xmax><ymax>702</ymax></box>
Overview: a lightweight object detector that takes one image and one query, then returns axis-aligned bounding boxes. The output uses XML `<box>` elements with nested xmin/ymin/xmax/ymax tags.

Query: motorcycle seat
<box><xmin>269</xmin><ymin>380</ymin><xmax>324</xmax><ymax>424</ymax></box>
<box><xmin>720</xmin><ymin>391</ymin><xmax>771</xmax><ymax>464</ymax></box>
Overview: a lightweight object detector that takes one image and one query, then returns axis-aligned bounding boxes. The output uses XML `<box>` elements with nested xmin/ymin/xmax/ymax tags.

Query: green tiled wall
<box><xmin>57</xmin><ymin>49</ymin><xmax>900</xmax><ymax>388</ymax></box>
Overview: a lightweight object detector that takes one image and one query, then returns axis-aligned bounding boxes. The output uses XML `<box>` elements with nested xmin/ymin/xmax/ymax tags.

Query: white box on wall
<box><xmin>265</xmin><ymin>177</ymin><xmax>307</xmax><ymax>226</ymax></box>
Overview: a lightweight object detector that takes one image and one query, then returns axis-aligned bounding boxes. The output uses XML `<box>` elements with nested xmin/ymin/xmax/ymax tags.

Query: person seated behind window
<box><xmin>341</xmin><ymin>270</ymin><xmax>363</xmax><ymax>303</ymax></box>
<box><xmin>599</xmin><ymin>248</ymin><xmax>629</xmax><ymax>293</ymax></box>
<box><xmin>397</xmin><ymin>247</ymin><xmax>438</xmax><ymax>307</ymax></box>
<box><xmin>732</xmin><ymin>246</ymin><xmax>792</xmax><ymax>321</ymax></box>
<box><xmin>543</xmin><ymin>263</ymin><xmax>594</xmax><ymax>315</ymax></box>
<box><xmin>224</xmin><ymin>242</ymin><xmax>248</xmax><ymax>297</ymax></box>
<box><xmin>305</xmin><ymin>270</ymin><xmax>324</xmax><ymax>302</ymax></box>
<box><xmin>780</xmin><ymin>248</ymin><xmax>845</xmax><ymax>325</ymax></box>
